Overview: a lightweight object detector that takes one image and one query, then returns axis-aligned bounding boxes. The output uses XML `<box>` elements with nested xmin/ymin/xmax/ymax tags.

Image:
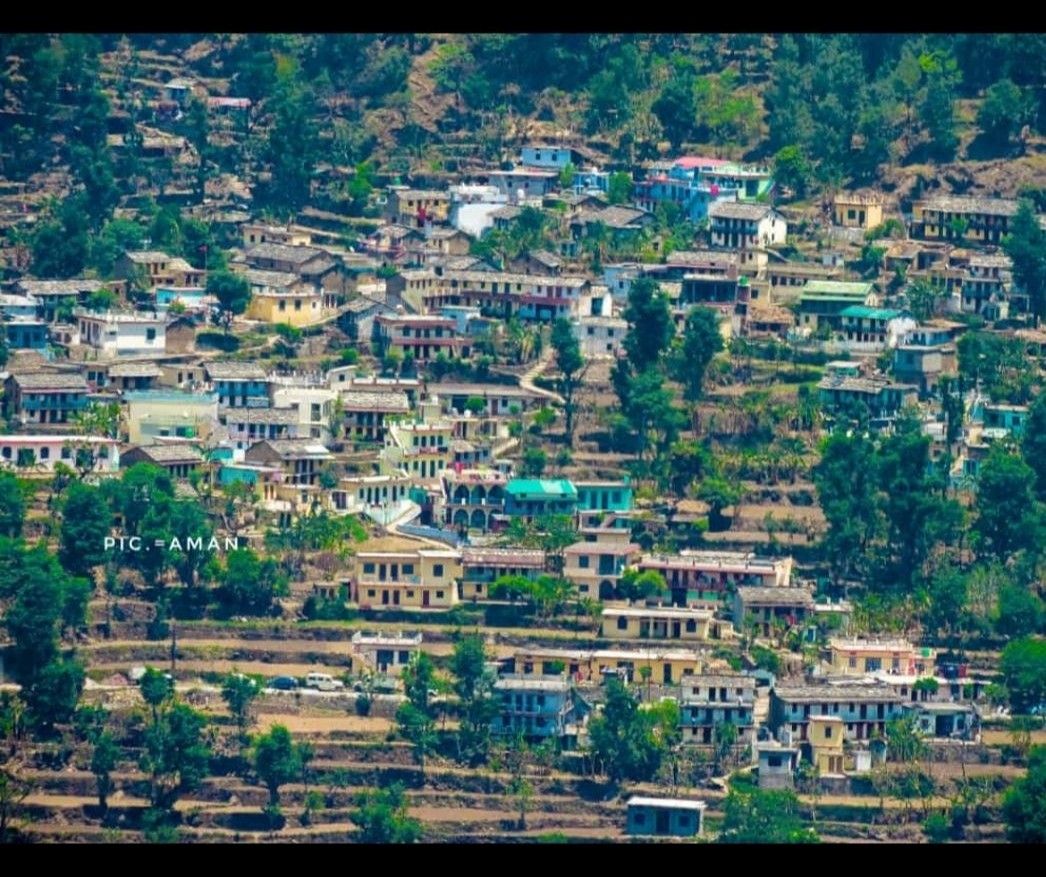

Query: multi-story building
<box><xmin>330</xmin><ymin>473</ymin><xmax>413</xmax><ymax>519</ymax></box>
<box><xmin>634</xmin><ymin>551</ymin><xmax>793</xmax><ymax>605</ymax></box>
<box><xmin>806</xmin><ymin>715</ymin><xmax>846</xmax><ymax>775</ymax></box>
<box><xmin>221</xmin><ymin>407</ymin><xmax>301</xmax><ymax>450</ymax></box>
<box><xmin>243</xmin><ymin>270</ymin><xmax>329</xmax><ymax>327</ymax></box>
<box><xmin>340</xmin><ymin>390</ymin><xmax>410</xmax><ymax>443</ymax></box>
<box><xmin>818</xmin><ymin>374</ymin><xmax>919</xmax><ymax>426</ymax></box>
<box><xmin>504</xmin><ymin>646</ymin><xmax>705</xmax><ymax>686</ymax></box>
<box><xmin>3</xmin><ymin>372</ymin><xmax>89</xmax><ymax>427</ymax></box>
<box><xmin>961</xmin><ymin>254</ymin><xmax>1013</xmax><ymax>317</ymax></box>
<box><xmin>503</xmin><ymin>479</ymin><xmax>578</xmax><ymax>522</ymax></box>
<box><xmin>373</xmin><ymin>314</ymin><xmax>471</xmax><ymax>362</ymax></box>
<box><xmin>892</xmin><ymin>341</ymin><xmax>957</xmax><ymax>398</ymax></box>
<box><xmin>563</xmin><ymin>528</ymin><xmax>641</xmax><ymax>598</ymax></box>
<box><xmin>733</xmin><ymin>587</ymin><xmax>816</xmax><ymax>637</ymax></box>
<box><xmin>912</xmin><ymin>196</ymin><xmax>1021</xmax><ymax>245</ymax></box>
<box><xmin>796</xmin><ymin>281</ymin><xmax>876</xmax><ymax>333</ymax></box>
<box><xmin>634</xmin><ymin>156</ymin><xmax>772</xmax><ymax>221</ymax></box>
<box><xmin>75</xmin><ymin>310</ymin><xmax>166</xmax><ymax>356</ymax></box>
<box><xmin>680</xmin><ymin>674</ymin><xmax>757</xmax><ymax>744</ymax></box>
<box><xmin>204</xmin><ymin>362</ymin><xmax>270</xmax><ymax>408</ymax></box>
<box><xmin>427</xmin><ymin>382</ymin><xmax>544</xmax><ymax>417</ymax></box>
<box><xmin>835</xmin><ymin>306</ymin><xmax>917</xmax><ymax>353</ymax></box>
<box><xmin>443</xmin><ymin>468</ymin><xmax>509</xmax><ymax>533</ymax></box>
<box><xmin>769</xmin><ymin>683</ymin><xmax>905</xmax><ymax>742</ymax></box>
<box><xmin>353</xmin><ymin>548</ymin><xmax>461</xmax><ymax>609</ymax></box>
<box><xmin>708</xmin><ymin>202</ymin><xmax>787</xmax><ymax>267</ymax></box>
<box><xmin>458</xmin><ymin>546</ymin><xmax>546</xmax><ymax>601</ymax></box>
<box><xmin>383</xmin><ymin>419</ymin><xmax>455</xmax><ymax>484</ymax></box>
<box><xmin>492</xmin><ymin>677</ymin><xmax>582</xmax><ymax>741</ymax></box>
<box><xmin>384</xmin><ymin>188</ymin><xmax>451</xmax><ymax>227</ymax></box>
<box><xmin>125</xmin><ymin>390</ymin><xmax>219</xmax><ymax>444</ymax></box>
<box><xmin>115</xmin><ymin>251</ymin><xmax>205</xmax><ymax>290</ymax></box>
<box><xmin>243</xmin><ymin>439</ymin><xmax>332</xmax><ymax>486</ymax></box>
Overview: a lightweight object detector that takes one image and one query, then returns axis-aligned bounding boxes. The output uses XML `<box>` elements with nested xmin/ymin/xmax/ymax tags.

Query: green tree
<box><xmin>1002</xmin><ymin>746</ymin><xmax>1046</xmax><ymax>842</ymax></box>
<box><xmin>521</xmin><ymin>447</ymin><xmax>547</xmax><ymax>477</ymax></box>
<box><xmin>1023</xmin><ymin>392</ymin><xmax>1046</xmax><ymax>502</ymax></box>
<box><xmin>773</xmin><ymin>145</ymin><xmax>812</xmax><ymax>199</ymax></box>
<box><xmin>451</xmin><ymin>635</ymin><xmax>498</xmax><ymax>766</ymax></box>
<box><xmin>622</xmin><ymin>278</ymin><xmax>673</xmax><ymax>372</ymax></box>
<box><xmin>550</xmin><ymin>317</ymin><xmax>585</xmax><ymax>445</ymax></box>
<box><xmin>24</xmin><ymin>657</ymin><xmax>85</xmax><ymax>736</ymax></box>
<box><xmin>58</xmin><ymin>482</ymin><xmax>112</xmax><ymax>577</ymax></box>
<box><xmin>1003</xmin><ymin>199</ymin><xmax>1046</xmax><ymax>327</ymax></box>
<box><xmin>253</xmin><ymin>724</ymin><xmax>305</xmax><ymax>808</ymax></box>
<box><xmin>719</xmin><ymin>787</ymin><xmax>819</xmax><ymax>843</ymax></box>
<box><xmin>607</xmin><ymin>172</ymin><xmax>634</xmax><ymax>205</ymax></box>
<box><xmin>996</xmin><ymin>586</ymin><xmax>1046</xmax><ymax>638</ymax></box>
<box><xmin>217</xmin><ymin>548</ymin><xmax>286</xmax><ymax>615</ymax></box>
<box><xmin>222</xmin><ymin>673</ymin><xmax>260</xmax><ymax>743</ymax></box>
<box><xmin>1001</xmin><ymin>637</ymin><xmax>1046</xmax><ymax>713</ymax></box>
<box><xmin>207</xmin><ymin>271</ymin><xmax>252</xmax><ymax>332</ymax></box>
<box><xmin>974</xmin><ymin>445</ymin><xmax>1040</xmax><ymax>561</ymax></box>
<box><xmin>397</xmin><ymin>652</ymin><xmax>437</xmax><ymax>772</ymax></box>
<box><xmin>616</xmin><ymin>569</ymin><xmax>667</xmax><ymax>602</ymax></box>
<box><xmin>91</xmin><ymin>730</ymin><xmax>120</xmax><ymax>816</ymax></box>
<box><xmin>669</xmin><ymin>306</ymin><xmax>724</xmax><ymax>404</ymax></box>
<box><xmin>587</xmin><ymin>678</ymin><xmax>667</xmax><ymax>783</ymax></box>
<box><xmin>0</xmin><ymin>474</ymin><xmax>25</xmax><ymax>538</ymax></box>
<box><xmin>977</xmin><ymin>78</ymin><xmax>1029</xmax><ymax>147</ymax></box>
<box><xmin>139</xmin><ymin>701</ymin><xmax>212</xmax><ymax>814</ymax></box>
<box><xmin>351</xmin><ymin>784</ymin><xmax>422</xmax><ymax>843</ymax></box>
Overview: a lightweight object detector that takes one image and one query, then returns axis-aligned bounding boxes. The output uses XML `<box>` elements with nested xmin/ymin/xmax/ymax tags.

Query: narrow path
<box><xmin>518</xmin><ymin>346</ymin><xmax>564</xmax><ymax>406</ymax></box>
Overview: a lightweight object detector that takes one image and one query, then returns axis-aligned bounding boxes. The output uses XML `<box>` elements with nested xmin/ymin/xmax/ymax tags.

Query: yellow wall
<box><xmin>246</xmin><ymin>294</ymin><xmax>326</xmax><ymax>327</ymax></box>
<box><xmin>602</xmin><ymin>613</ymin><xmax>715</xmax><ymax>642</ymax></box>
<box><xmin>357</xmin><ymin>581</ymin><xmax>458</xmax><ymax>609</ymax></box>
<box><xmin>513</xmin><ymin>651</ymin><xmax>703</xmax><ymax>682</ymax></box>
<box><xmin>834</xmin><ymin>201</ymin><xmax>883</xmax><ymax>229</ymax></box>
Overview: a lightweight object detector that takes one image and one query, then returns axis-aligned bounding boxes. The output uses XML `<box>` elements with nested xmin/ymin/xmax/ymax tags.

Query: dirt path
<box><xmin>254</xmin><ymin>714</ymin><xmax>393</xmax><ymax>734</ymax></box>
<box><xmin>982</xmin><ymin>729</ymin><xmax>1046</xmax><ymax>745</ymax></box>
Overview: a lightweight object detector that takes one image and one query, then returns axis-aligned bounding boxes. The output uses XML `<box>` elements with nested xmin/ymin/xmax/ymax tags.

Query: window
<box><xmin>825</xmin><ymin>725</ymin><xmax>834</xmax><ymax>739</ymax></box>
<box><xmin>678</xmin><ymin>814</ymin><xmax>690</xmax><ymax>827</ymax></box>
<box><xmin>40</xmin><ymin>447</ymin><xmax>50</xmax><ymax>460</ymax></box>
<box><xmin>848</xmin><ymin>656</ymin><xmax>857</xmax><ymax>669</ymax></box>
<box><xmin>279</xmin><ymin>300</ymin><xmax>286</xmax><ymax>311</ymax></box>
<box><xmin>398</xmin><ymin>650</ymin><xmax>410</xmax><ymax>663</ymax></box>
<box><xmin>406</xmin><ymin>590</ymin><xmax>414</xmax><ymax>598</ymax></box>
<box><xmin>686</xmin><ymin>620</ymin><xmax>697</xmax><ymax>633</ymax></box>
<box><xmin>367</xmin><ymin>589</ymin><xmax>376</xmax><ymax>598</ymax></box>
<box><xmin>617</xmin><ymin>616</ymin><xmax>628</xmax><ymax>630</ymax></box>
<box><xmin>363</xmin><ymin>563</ymin><xmax>376</xmax><ymax>574</ymax></box>
<box><xmin>767</xmin><ymin>755</ymin><xmax>782</xmax><ymax>767</ymax></box>
<box><xmin>402</xmin><ymin>564</ymin><xmax>415</xmax><ymax>575</ymax></box>
<box><xmin>294</xmin><ymin>300</ymin><xmax>302</xmax><ymax>311</ymax></box>
<box><xmin>435</xmin><ymin>590</ymin><xmax>444</xmax><ymax>599</ymax></box>
<box><xmin>0</xmin><ymin>447</ymin><xmax>9</xmax><ymax>459</ymax></box>
<box><xmin>433</xmin><ymin>564</ymin><xmax>444</xmax><ymax>577</ymax></box>
<box><xmin>146</xmin><ymin>327</ymin><xmax>157</xmax><ymax>341</ymax></box>
<box><xmin>633</xmin><ymin>812</ymin><xmax>646</xmax><ymax>826</ymax></box>
<box><xmin>578</xmin><ymin>555</ymin><xmax>590</xmax><ymax>569</ymax></box>
<box><xmin>61</xmin><ymin>446</ymin><xmax>71</xmax><ymax>460</ymax></box>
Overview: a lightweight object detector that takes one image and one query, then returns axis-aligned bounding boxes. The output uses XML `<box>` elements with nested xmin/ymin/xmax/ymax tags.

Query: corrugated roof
<box><xmin>505</xmin><ymin>479</ymin><xmax>578</xmax><ymax>498</ymax></box>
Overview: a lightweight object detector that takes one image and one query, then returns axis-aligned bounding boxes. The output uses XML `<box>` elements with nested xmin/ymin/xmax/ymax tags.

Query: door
<box><xmin>663</xmin><ymin>664</ymin><xmax>673</xmax><ymax>684</ymax></box>
<box><xmin>393</xmin><ymin>590</ymin><xmax>400</xmax><ymax>606</ymax></box>
<box><xmin>672</xmin><ymin>622</ymin><xmax>681</xmax><ymax>639</ymax></box>
<box><xmin>655</xmin><ymin>810</ymin><xmax>670</xmax><ymax>835</ymax></box>
<box><xmin>423</xmin><ymin>591</ymin><xmax>430</xmax><ymax>607</ymax></box>
<box><xmin>381</xmin><ymin>590</ymin><xmax>389</xmax><ymax>605</ymax></box>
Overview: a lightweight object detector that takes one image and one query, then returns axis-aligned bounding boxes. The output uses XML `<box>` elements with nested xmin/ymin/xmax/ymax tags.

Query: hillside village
<box><xmin>1</xmin><ymin>33</ymin><xmax>1046</xmax><ymax>845</ymax></box>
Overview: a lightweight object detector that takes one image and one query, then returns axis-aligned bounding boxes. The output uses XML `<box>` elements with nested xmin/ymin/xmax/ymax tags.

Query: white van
<box><xmin>304</xmin><ymin>672</ymin><xmax>345</xmax><ymax>692</ymax></box>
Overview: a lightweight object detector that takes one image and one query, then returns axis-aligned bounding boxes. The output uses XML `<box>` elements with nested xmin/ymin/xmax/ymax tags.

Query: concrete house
<box><xmin>243</xmin><ymin>439</ymin><xmax>332</xmax><ymax>487</ymax></box>
<box><xmin>458</xmin><ymin>546</ymin><xmax>545</xmax><ymax>601</ymax></box>
<box><xmin>833</xmin><ymin>192</ymin><xmax>885</xmax><ymax>229</ymax></box>
<box><xmin>339</xmin><ymin>390</ymin><xmax>410</xmax><ymax>443</ymax></box>
<box><xmin>0</xmin><ymin>435</ymin><xmax>119</xmax><ymax>474</ymax></box>
<box><xmin>353</xmin><ymin>548</ymin><xmax>461</xmax><ymax>609</ymax></box>
<box><xmin>384</xmin><ymin>188</ymin><xmax>451</xmax><ymax>227</ymax></box>
<box><xmin>626</xmin><ymin>797</ymin><xmax>706</xmax><ymax>838</ymax></box>
<box><xmin>807</xmin><ymin>715</ymin><xmax>846</xmax><ymax>776</ymax></box>
<box><xmin>733</xmin><ymin>587</ymin><xmax>816</xmax><ymax>637</ymax></box>
<box><xmin>756</xmin><ymin>743</ymin><xmax>801</xmax><ymax>789</ymax></box>
<box><xmin>124</xmin><ymin>390</ymin><xmax>218</xmax><ymax>444</ymax></box>
<box><xmin>444</xmin><ymin>469</ymin><xmax>510</xmax><ymax>535</ymax></box>
<box><xmin>770</xmin><ymin>683</ymin><xmax>905</xmax><ymax>742</ymax></box>
<box><xmin>563</xmin><ymin>528</ymin><xmax>641</xmax><ymax>598</ymax></box>
<box><xmin>836</xmin><ymin>307</ymin><xmax>916</xmax><ymax>353</ymax></box>
<box><xmin>912</xmin><ymin>196</ymin><xmax>1021</xmax><ymax>245</ymax></box>
<box><xmin>636</xmin><ymin>551</ymin><xmax>794</xmax><ymax>606</ymax></box>
<box><xmin>243</xmin><ymin>269</ymin><xmax>328</xmax><ymax>327</ymax></box>
<box><xmin>492</xmin><ymin>677</ymin><xmax>582</xmax><ymax>741</ymax></box>
<box><xmin>901</xmin><ymin>702</ymin><xmax>979</xmax><ymax>740</ymax></box>
<box><xmin>503</xmin><ymin>478</ymin><xmax>578</xmax><ymax>521</ymax></box>
<box><xmin>14</xmin><ymin>279</ymin><xmax>105</xmax><ymax>322</ymax></box>
<box><xmin>351</xmin><ymin>630</ymin><xmax>423</xmax><ymax>677</ymax></box>
<box><xmin>826</xmin><ymin>638</ymin><xmax>936</xmax><ymax>677</ymax></box>
<box><xmin>221</xmin><ymin>406</ymin><xmax>302</xmax><ymax>450</ymax></box>
<box><xmin>204</xmin><ymin>361</ymin><xmax>270</xmax><ymax>408</ymax></box>
<box><xmin>796</xmin><ymin>281</ymin><xmax>876</xmax><ymax>334</ymax></box>
<box><xmin>115</xmin><ymin>251</ymin><xmax>205</xmax><ymax>290</ymax></box>
<box><xmin>680</xmin><ymin>674</ymin><xmax>757</xmax><ymax>744</ymax></box>
<box><xmin>373</xmin><ymin>314</ymin><xmax>471</xmax><ymax>362</ymax></box>
<box><xmin>600</xmin><ymin>605</ymin><xmax>729</xmax><ymax>644</ymax></box>
<box><xmin>75</xmin><ymin>310</ymin><xmax>166</xmax><ymax>356</ymax></box>
<box><xmin>709</xmin><ymin>202</ymin><xmax>787</xmax><ymax>264</ymax></box>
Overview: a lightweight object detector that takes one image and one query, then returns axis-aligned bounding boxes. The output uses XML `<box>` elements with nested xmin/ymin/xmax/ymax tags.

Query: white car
<box><xmin>304</xmin><ymin>672</ymin><xmax>345</xmax><ymax>692</ymax></box>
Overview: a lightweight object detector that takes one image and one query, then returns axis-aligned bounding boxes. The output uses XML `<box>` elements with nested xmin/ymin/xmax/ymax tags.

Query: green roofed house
<box><xmin>796</xmin><ymin>280</ymin><xmax>876</xmax><ymax>334</ymax></box>
<box><xmin>504</xmin><ymin>478</ymin><xmax>578</xmax><ymax>521</ymax></box>
<box><xmin>836</xmin><ymin>305</ymin><xmax>916</xmax><ymax>353</ymax></box>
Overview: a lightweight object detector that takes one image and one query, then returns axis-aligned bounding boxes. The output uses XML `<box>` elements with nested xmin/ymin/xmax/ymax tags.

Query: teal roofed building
<box><xmin>797</xmin><ymin>280</ymin><xmax>876</xmax><ymax>333</ymax></box>
<box><xmin>504</xmin><ymin>478</ymin><xmax>578</xmax><ymax>520</ymax></box>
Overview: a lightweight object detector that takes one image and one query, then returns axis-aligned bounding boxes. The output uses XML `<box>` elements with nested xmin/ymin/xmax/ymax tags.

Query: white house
<box><xmin>0</xmin><ymin>434</ymin><xmax>120</xmax><ymax>474</ymax></box>
<box><xmin>75</xmin><ymin>310</ymin><xmax>166</xmax><ymax>356</ymax></box>
<box><xmin>708</xmin><ymin>202</ymin><xmax>787</xmax><ymax>254</ymax></box>
<box><xmin>574</xmin><ymin>316</ymin><xmax>627</xmax><ymax>359</ymax></box>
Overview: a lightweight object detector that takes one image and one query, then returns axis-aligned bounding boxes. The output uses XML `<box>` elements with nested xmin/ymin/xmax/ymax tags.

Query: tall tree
<box><xmin>253</xmin><ymin>724</ymin><xmax>304</xmax><ymax>808</ymax></box>
<box><xmin>669</xmin><ymin>306</ymin><xmax>724</xmax><ymax>404</ymax></box>
<box><xmin>1003</xmin><ymin>199</ymin><xmax>1046</xmax><ymax>327</ymax></box>
<box><xmin>974</xmin><ymin>446</ymin><xmax>1041</xmax><ymax>561</ymax></box>
<box><xmin>1023</xmin><ymin>392</ymin><xmax>1046</xmax><ymax>502</ymax></box>
<box><xmin>450</xmin><ymin>634</ymin><xmax>498</xmax><ymax>766</ymax></box>
<box><xmin>0</xmin><ymin>474</ymin><xmax>25</xmax><ymax>538</ymax></box>
<box><xmin>622</xmin><ymin>278</ymin><xmax>673</xmax><ymax>372</ymax></box>
<box><xmin>58</xmin><ymin>482</ymin><xmax>112</xmax><ymax>577</ymax></box>
<box><xmin>550</xmin><ymin>318</ymin><xmax>584</xmax><ymax>446</ymax></box>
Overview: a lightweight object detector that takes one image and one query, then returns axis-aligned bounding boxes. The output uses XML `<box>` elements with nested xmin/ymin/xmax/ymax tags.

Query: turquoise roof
<box><xmin>840</xmin><ymin>306</ymin><xmax>904</xmax><ymax>320</ymax></box>
<box><xmin>506</xmin><ymin>479</ymin><xmax>578</xmax><ymax>499</ymax></box>
<box><xmin>801</xmin><ymin>280</ymin><xmax>874</xmax><ymax>297</ymax></box>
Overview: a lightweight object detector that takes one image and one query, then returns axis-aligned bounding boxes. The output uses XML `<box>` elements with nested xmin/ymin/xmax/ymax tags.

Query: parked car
<box><xmin>304</xmin><ymin>672</ymin><xmax>345</xmax><ymax>692</ymax></box>
<box><xmin>267</xmin><ymin>676</ymin><xmax>299</xmax><ymax>691</ymax></box>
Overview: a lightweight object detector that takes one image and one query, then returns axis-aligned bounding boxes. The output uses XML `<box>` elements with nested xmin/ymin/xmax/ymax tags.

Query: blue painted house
<box><xmin>574</xmin><ymin>479</ymin><xmax>633</xmax><ymax>514</ymax></box>
<box><xmin>204</xmin><ymin>361</ymin><xmax>269</xmax><ymax>408</ymax></box>
<box><xmin>503</xmin><ymin>478</ymin><xmax>578</xmax><ymax>520</ymax></box>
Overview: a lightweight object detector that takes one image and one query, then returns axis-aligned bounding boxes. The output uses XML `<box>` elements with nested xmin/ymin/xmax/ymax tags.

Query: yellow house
<box><xmin>600</xmin><ymin>605</ymin><xmax>734</xmax><ymax>643</ymax></box>
<box><xmin>353</xmin><ymin>548</ymin><xmax>461</xmax><ymax>609</ymax></box>
<box><xmin>827</xmin><ymin>638</ymin><xmax>935</xmax><ymax>677</ymax></box>
<box><xmin>506</xmin><ymin>647</ymin><xmax>705</xmax><ymax>686</ymax></box>
<box><xmin>246</xmin><ymin>288</ymin><xmax>327</xmax><ymax>327</ymax></box>
<box><xmin>833</xmin><ymin>193</ymin><xmax>885</xmax><ymax>230</ymax></box>
<box><xmin>385</xmin><ymin>189</ymin><xmax>451</xmax><ymax>227</ymax></box>
<box><xmin>241</xmin><ymin>223</ymin><xmax>312</xmax><ymax>249</ymax></box>
<box><xmin>807</xmin><ymin>715</ymin><xmax>845</xmax><ymax>776</ymax></box>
